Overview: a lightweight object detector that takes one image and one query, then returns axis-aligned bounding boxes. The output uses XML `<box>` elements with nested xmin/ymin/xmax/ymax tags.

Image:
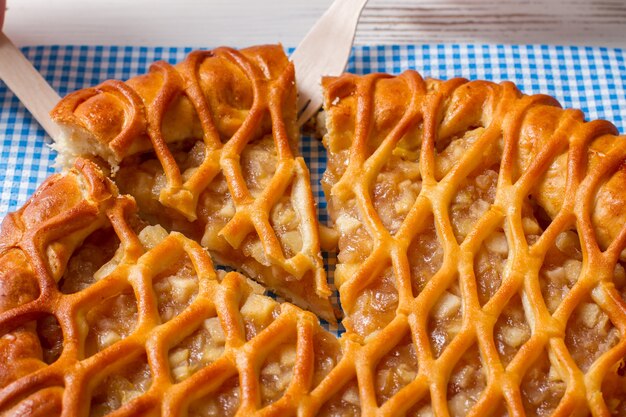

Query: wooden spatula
<box><xmin>291</xmin><ymin>0</ymin><xmax>368</xmax><ymax>127</ymax></box>
<box><xmin>0</xmin><ymin>32</ymin><xmax>61</xmax><ymax>140</ymax></box>
<box><xmin>0</xmin><ymin>0</ymin><xmax>369</xmax><ymax>137</ymax></box>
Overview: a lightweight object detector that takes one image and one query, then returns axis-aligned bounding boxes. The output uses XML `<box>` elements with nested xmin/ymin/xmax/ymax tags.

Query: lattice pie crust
<box><xmin>51</xmin><ymin>45</ymin><xmax>334</xmax><ymax>322</ymax></box>
<box><xmin>1</xmin><ymin>46</ymin><xmax>626</xmax><ymax>416</ymax></box>
<box><xmin>321</xmin><ymin>71</ymin><xmax>626</xmax><ymax>416</ymax></box>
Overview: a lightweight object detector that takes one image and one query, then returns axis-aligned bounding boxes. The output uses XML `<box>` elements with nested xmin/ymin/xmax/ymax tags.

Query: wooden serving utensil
<box><xmin>291</xmin><ymin>0</ymin><xmax>368</xmax><ymax>127</ymax></box>
<box><xmin>0</xmin><ymin>32</ymin><xmax>61</xmax><ymax>140</ymax></box>
<box><xmin>0</xmin><ymin>0</ymin><xmax>369</xmax><ymax>136</ymax></box>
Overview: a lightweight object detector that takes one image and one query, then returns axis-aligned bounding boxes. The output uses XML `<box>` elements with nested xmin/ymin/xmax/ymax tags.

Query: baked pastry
<box><xmin>4</xmin><ymin>44</ymin><xmax>625</xmax><ymax>416</ymax></box>
<box><xmin>321</xmin><ymin>71</ymin><xmax>626</xmax><ymax>416</ymax></box>
<box><xmin>50</xmin><ymin>45</ymin><xmax>335</xmax><ymax>322</ymax></box>
<box><xmin>0</xmin><ymin>159</ymin><xmax>350</xmax><ymax>416</ymax></box>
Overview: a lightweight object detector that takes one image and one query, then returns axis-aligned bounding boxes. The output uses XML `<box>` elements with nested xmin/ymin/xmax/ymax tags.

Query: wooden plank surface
<box><xmin>4</xmin><ymin>0</ymin><xmax>626</xmax><ymax>48</ymax></box>
<box><xmin>358</xmin><ymin>0</ymin><xmax>626</xmax><ymax>46</ymax></box>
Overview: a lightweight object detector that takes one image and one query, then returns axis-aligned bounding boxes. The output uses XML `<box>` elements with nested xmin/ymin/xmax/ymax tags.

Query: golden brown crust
<box><xmin>322</xmin><ymin>71</ymin><xmax>626</xmax><ymax>416</ymax></box>
<box><xmin>0</xmin><ymin>159</ymin><xmax>116</xmax><ymax>392</ymax></box>
<box><xmin>51</xmin><ymin>45</ymin><xmax>292</xmax><ymax>161</ymax></box>
<box><xmin>50</xmin><ymin>45</ymin><xmax>333</xmax><ymax>322</ymax></box>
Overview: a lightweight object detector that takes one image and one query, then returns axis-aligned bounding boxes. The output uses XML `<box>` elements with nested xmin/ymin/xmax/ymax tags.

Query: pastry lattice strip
<box><xmin>51</xmin><ymin>45</ymin><xmax>334</xmax><ymax>322</ymax></box>
<box><xmin>321</xmin><ymin>71</ymin><xmax>626</xmax><ymax>415</ymax></box>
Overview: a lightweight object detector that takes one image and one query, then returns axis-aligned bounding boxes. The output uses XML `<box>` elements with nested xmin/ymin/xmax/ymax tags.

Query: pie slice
<box><xmin>50</xmin><ymin>45</ymin><xmax>335</xmax><ymax>322</ymax></box>
<box><xmin>321</xmin><ymin>71</ymin><xmax>626</xmax><ymax>415</ymax></box>
<box><xmin>0</xmin><ymin>159</ymin><xmax>350</xmax><ymax>416</ymax></box>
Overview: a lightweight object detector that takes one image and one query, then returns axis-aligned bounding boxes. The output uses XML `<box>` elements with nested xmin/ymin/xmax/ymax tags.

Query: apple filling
<box><xmin>90</xmin><ymin>355</ymin><xmax>152</xmax><ymax>417</ymax></box>
<box><xmin>168</xmin><ymin>317</ymin><xmax>226</xmax><ymax>383</ymax></box>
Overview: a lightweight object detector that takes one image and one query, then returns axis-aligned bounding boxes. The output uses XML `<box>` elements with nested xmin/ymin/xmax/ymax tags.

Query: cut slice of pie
<box><xmin>50</xmin><ymin>45</ymin><xmax>335</xmax><ymax>322</ymax></box>
<box><xmin>321</xmin><ymin>71</ymin><xmax>626</xmax><ymax>415</ymax></box>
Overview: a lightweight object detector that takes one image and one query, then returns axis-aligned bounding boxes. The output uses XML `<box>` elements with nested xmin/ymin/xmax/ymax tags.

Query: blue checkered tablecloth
<box><xmin>2</xmin><ymin>45</ymin><xmax>625</xmax><ymax>221</ymax></box>
<box><xmin>2</xmin><ymin>44</ymin><xmax>626</xmax><ymax>220</ymax></box>
<box><xmin>1</xmin><ymin>45</ymin><xmax>625</xmax><ymax>331</ymax></box>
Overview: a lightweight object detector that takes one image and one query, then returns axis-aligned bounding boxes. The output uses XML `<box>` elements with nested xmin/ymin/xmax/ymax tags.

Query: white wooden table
<box><xmin>4</xmin><ymin>0</ymin><xmax>626</xmax><ymax>49</ymax></box>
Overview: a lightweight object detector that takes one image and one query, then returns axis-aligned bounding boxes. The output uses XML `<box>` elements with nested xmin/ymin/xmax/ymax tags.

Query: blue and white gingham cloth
<box><xmin>1</xmin><ymin>45</ymin><xmax>625</xmax><ymax>331</ymax></box>
<box><xmin>2</xmin><ymin>45</ymin><xmax>625</xmax><ymax>221</ymax></box>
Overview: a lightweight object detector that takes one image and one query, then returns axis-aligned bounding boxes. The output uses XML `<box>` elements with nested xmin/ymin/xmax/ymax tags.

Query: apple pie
<box><xmin>321</xmin><ymin>71</ymin><xmax>626</xmax><ymax>416</ymax></box>
<box><xmin>50</xmin><ymin>45</ymin><xmax>335</xmax><ymax>322</ymax></box>
<box><xmin>3</xmin><ymin>44</ymin><xmax>626</xmax><ymax>416</ymax></box>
